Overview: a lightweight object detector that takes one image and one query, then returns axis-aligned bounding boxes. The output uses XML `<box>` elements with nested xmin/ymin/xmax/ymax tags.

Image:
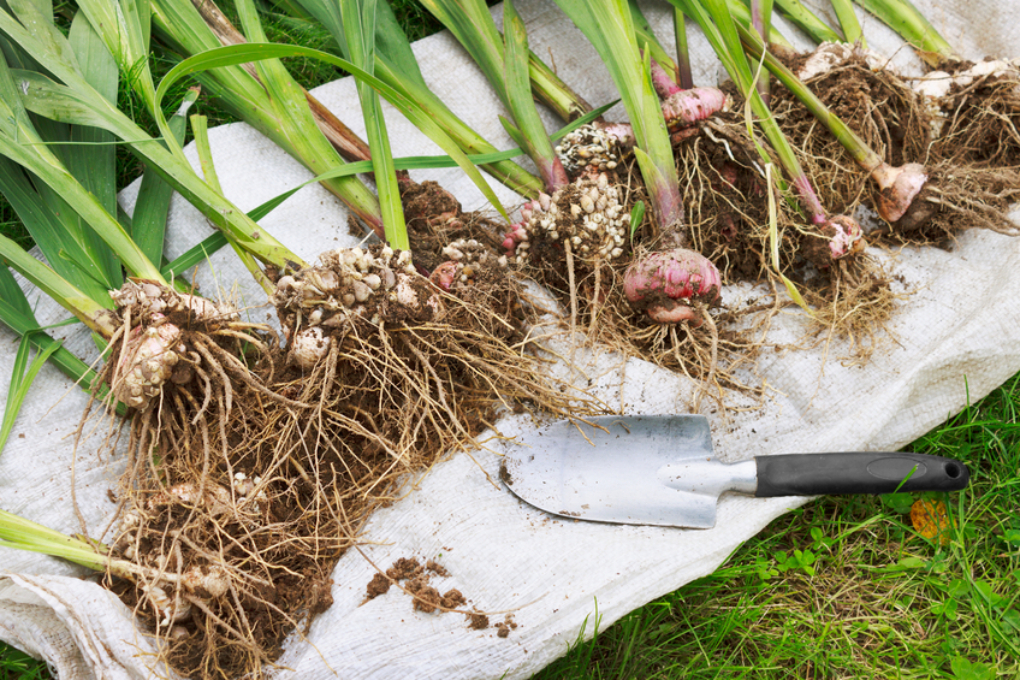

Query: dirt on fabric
<box><xmin>84</xmin><ymin>44</ymin><xmax>1020</xmax><ymax>680</ymax></box>
<box><xmin>363</xmin><ymin>557</ymin><xmax>483</xmax><ymax>623</ymax></box>
<box><xmin>96</xmin><ymin>249</ymin><xmax>597</xmax><ymax>679</ymax></box>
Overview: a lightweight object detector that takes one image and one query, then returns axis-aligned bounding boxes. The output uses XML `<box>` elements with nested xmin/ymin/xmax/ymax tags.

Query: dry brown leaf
<box><xmin>911</xmin><ymin>498</ymin><xmax>955</xmax><ymax>546</ymax></box>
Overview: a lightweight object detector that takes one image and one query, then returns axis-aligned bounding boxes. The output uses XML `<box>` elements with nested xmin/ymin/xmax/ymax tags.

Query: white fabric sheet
<box><xmin>1</xmin><ymin>0</ymin><xmax>1018</xmax><ymax>677</ymax></box>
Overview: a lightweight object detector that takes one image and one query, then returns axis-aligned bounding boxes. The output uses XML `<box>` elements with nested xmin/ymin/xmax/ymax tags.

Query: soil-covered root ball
<box><xmin>107</xmin><ymin>280</ymin><xmax>242</xmax><ymax>410</ymax></box>
<box><xmin>430</xmin><ymin>239</ymin><xmax>524</xmax><ymax>335</ymax></box>
<box><xmin>503</xmin><ymin>173</ymin><xmax>630</xmax><ymax>272</ymax></box>
<box><xmin>770</xmin><ymin>43</ymin><xmax>932</xmax><ymax>221</ymax></box>
<box><xmin>399</xmin><ymin>178</ymin><xmax>505</xmax><ymax>272</ymax></box>
<box><xmin>271</xmin><ymin>246</ymin><xmax>436</xmax><ymax>369</ymax></box>
<box><xmin>892</xmin><ymin>161</ymin><xmax>1020</xmax><ymax>238</ymax></box>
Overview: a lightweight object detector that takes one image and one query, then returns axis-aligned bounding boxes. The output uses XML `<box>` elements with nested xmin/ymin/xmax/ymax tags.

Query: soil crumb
<box><xmin>467</xmin><ymin>610</ymin><xmax>490</xmax><ymax>630</ymax></box>
<box><xmin>367</xmin><ymin>556</ymin><xmax>479</xmax><ymax>629</ymax></box>
<box><xmin>426</xmin><ymin>560</ymin><xmax>450</xmax><ymax>578</ymax></box>
<box><xmin>496</xmin><ymin>614</ymin><xmax>519</xmax><ymax>638</ymax></box>
<box><xmin>386</xmin><ymin>557</ymin><xmax>424</xmax><ymax>581</ymax></box>
<box><xmin>365</xmin><ymin>573</ymin><xmax>391</xmax><ymax>600</ymax></box>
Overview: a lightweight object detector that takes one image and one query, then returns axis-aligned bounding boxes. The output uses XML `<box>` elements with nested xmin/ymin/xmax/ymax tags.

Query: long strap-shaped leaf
<box><xmin>283</xmin><ymin>0</ymin><xmax>542</xmax><ymax>197</ymax></box>
<box><xmin>852</xmin><ymin>0</ymin><xmax>956</xmax><ymax>67</ymax></box>
<box><xmin>773</xmin><ymin>0</ymin><xmax>844</xmax><ymax>43</ymax></box>
<box><xmin>75</xmin><ymin>0</ymin><xmax>159</xmax><ymax>114</ymax></box>
<box><xmin>130</xmin><ymin>87</ymin><xmax>197</xmax><ymax>266</ymax></box>
<box><xmin>334</xmin><ymin>0</ymin><xmax>408</xmax><ymax>248</ymax></box>
<box><xmin>0</xmin><ymin>232</ymin><xmax>117</xmax><ymax>336</ymax></box>
<box><xmin>0</xmin><ymin>3</ymin><xmax>304</xmax><ymax>270</ymax></box>
<box><xmin>0</xmin><ymin>17</ymin><xmax>124</xmax><ymax>297</ymax></box>
<box><xmin>141</xmin><ymin>0</ymin><xmax>386</xmax><ymax>237</ymax></box>
<box><xmin>502</xmin><ymin>0</ymin><xmax>565</xmax><ymax>191</ymax></box>
<box><xmin>0</xmin><ymin>266</ymin><xmax>111</xmax><ymax>406</ymax></box>
<box><xmin>0</xmin><ymin>71</ymin><xmax>165</xmax><ymax>283</ymax></box>
<box><xmin>152</xmin><ymin>42</ymin><xmax>510</xmax><ymax>221</ymax></box>
<box><xmin>415</xmin><ymin>0</ymin><xmax>590</xmax><ymax>122</ymax></box>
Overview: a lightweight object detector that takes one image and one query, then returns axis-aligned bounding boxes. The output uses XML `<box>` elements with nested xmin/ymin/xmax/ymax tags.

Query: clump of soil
<box><xmin>365</xmin><ymin>556</ymin><xmax>469</xmax><ymax>616</ymax></box>
<box><xmin>467</xmin><ymin>610</ymin><xmax>490</xmax><ymax>630</ymax></box>
<box><xmin>401</xmin><ymin>179</ymin><xmax>506</xmax><ymax>272</ymax></box>
<box><xmin>495</xmin><ymin>613</ymin><xmax>518</xmax><ymax>638</ymax></box>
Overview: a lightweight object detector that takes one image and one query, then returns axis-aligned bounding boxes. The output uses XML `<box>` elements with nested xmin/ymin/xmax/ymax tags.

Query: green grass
<box><xmin>0</xmin><ymin>645</ymin><xmax>51</xmax><ymax>680</ymax></box>
<box><xmin>1</xmin><ymin>2</ymin><xmax>1018</xmax><ymax>679</ymax></box>
<box><xmin>535</xmin><ymin>373</ymin><xmax>1020</xmax><ymax>680</ymax></box>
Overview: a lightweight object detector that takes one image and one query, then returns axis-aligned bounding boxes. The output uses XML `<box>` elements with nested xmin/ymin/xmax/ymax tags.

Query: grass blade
<box><xmin>0</xmin><ymin>332</ymin><xmax>63</xmax><ymax>455</ymax></box>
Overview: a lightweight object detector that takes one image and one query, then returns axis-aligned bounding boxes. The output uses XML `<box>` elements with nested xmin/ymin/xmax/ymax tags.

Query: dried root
<box><xmin>92</xmin><ymin>245</ymin><xmax>601</xmax><ymax>679</ymax></box>
<box><xmin>770</xmin><ymin>47</ymin><xmax>931</xmax><ymax>220</ymax></box>
<box><xmin>923</xmin><ymin>58</ymin><xmax>1020</xmax><ymax>166</ymax></box>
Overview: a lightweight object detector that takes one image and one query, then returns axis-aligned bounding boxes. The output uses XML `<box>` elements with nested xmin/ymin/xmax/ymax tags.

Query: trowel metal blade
<box><xmin>500</xmin><ymin>414</ymin><xmax>726</xmax><ymax>529</ymax></box>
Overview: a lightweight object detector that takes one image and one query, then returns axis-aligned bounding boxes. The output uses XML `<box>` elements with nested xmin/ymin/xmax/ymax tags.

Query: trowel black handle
<box><xmin>754</xmin><ymin>452</ymin><xmax>970</xmax><ymax>498</ymax></box>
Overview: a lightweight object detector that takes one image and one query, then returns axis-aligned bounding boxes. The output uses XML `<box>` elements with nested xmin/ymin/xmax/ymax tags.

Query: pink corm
<box><xmin>623</xmin><ymin>248</ymin><xmax>722</xmax><ymax>324</ymax></box>
<box><xmin>429</xmin><ymin>261</ymin><xmax>461</xmax><ymax>291</ymax></box>
<box><xmin>649</xmin><ymin>57</ymin><xmax>727</xmax><ymax>129</ymax></box>
<box><xmin>826</xmin><ymin>216</ymin><xmax>865</xmax><ymax>260</ymax></box>
<box><xmin>502</xmin><ymin>196</ymin><xmax>548</xmax><ymax>254</ymax></box>
<box><xmin>873</xmin><ymin>163</ymin><xmax>928</xmax><ymax>223</ymax></box>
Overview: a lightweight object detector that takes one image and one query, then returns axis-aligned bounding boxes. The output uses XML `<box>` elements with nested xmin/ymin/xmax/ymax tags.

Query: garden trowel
<box><xmin>500</xmin><ymin>415</ymin><xmax>970</xmax><ymax>529</ymax></box>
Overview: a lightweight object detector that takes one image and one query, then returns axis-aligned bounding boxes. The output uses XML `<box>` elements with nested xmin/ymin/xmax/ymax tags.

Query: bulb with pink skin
<box><xmin>826</xmin><ymin>215</ymin><xmax>865</xmax><ymax>259</ymax></box>
<box><xmin>623</xmin><ymin>248</ymin><xmax>722</xmax><ymax>324</ymax></box>
<box><xmin>649</xmin><ymin>57</ymin><xmax>728</xmax><ymax>130</ymax></box>
<box><xmin>502</xmin><ymin>195</ymin><xmax>548</xmax><ymax>257</ymax></box>
<box><xmin>872</xmin><ymin>163</ymin><xmax>928</xmax><ymax>223</ymax></box>
<box><xmin>429</xmin><ymin>261</ymin><xmax>461</xmax><ymax>291</ymax></box>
